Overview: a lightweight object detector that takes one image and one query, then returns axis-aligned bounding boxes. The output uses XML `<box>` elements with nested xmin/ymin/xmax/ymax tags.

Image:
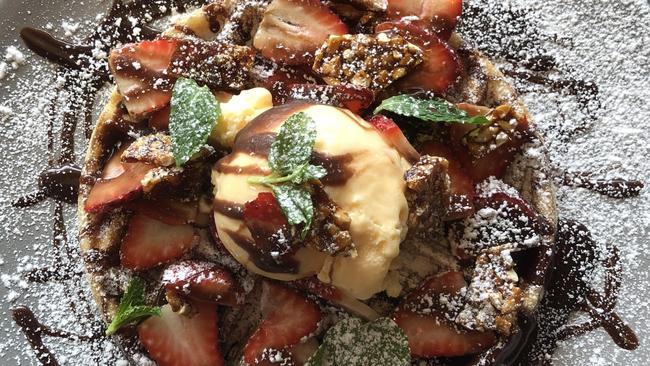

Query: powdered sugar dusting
<box><xmin>0</xmin><ymin>0</ymin><xmax>648</xmax><ymax>365</ymax></box>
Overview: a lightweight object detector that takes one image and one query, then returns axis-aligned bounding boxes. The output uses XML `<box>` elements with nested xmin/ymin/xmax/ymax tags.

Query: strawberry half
<box><xmin>419</xmin><ymin>140</ymin><xmax>475</xmax><ymax>220</ymax></box>
<box><xmin>84</xmin><ymin>162</ymin><xmax>154</xmax><ymax>214</ymax></box>
<box><xmin>243</xmin><ymin>281</ymin><xmax>322</xmax><ymax>365</ymax></box>
<box><xmin>253</xmin><ymin>0</ymin><xmax>348</xmax><ymax>65</ymax></box>
<box><xmin>271</xmin><ymin>82</ymin><xmax>374</xmax><ymax>114</ymax></box>
<box><xmin>120</xmin><ymin>214</ymin><xmax>195</xmax><ymax>271</ymax></box>
<box><xmin>109</xmin><ymin>39</ymin><xmax>178</xmax><ymax>119</ymax></box>
<box><xmin>377</xmin><ymin>20</ymin><xmax>461</xmax><ymax>94</ymax></box>
<box><xmin>368</xmin><ymin>115</ymin><xmax>420</xmax><ymax>163</ymax></box>
<box><xmin>386</xmin><ymin>0</ymin><xmax>463</xmax><ymax>37</ymax></box>
<box><xmin>393</xmin><ymin>271</ymin><xmax>496</xmax><ymax>358</ymax></box>
<box><xmin>162</xmin><ymin>260</ymin><xmax>244</xmax><ymax>306</ymax></box>
<box><xmin>137</xmin><ymin>301</ymin><xmax>224</xmax><ymax>366</ymax></box>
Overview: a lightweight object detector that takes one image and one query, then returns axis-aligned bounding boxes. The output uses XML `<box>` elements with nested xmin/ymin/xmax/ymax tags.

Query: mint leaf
<box><xmin>271</xmin><ymin>184</ymin><xmax>314</xmax><ymax>237</ymax></box>
<box><xmin>374</xmin><ymin>94</ymin><xmax>489</xmax><ymax>125</ymax></box>
<box><xmin>169</xmin><ymin>77</ymin><xmax>220</xmax><ymax>167</ymax></box>
<box><xmin>305</xmin><ymin>317</ymin><xmax>411</xmax><ymax>366</ymax></box>
<box><xmin>268</xmin><ymin>112</ymin><xmax>318</xmax><ymax>174</ymax></box>
<box><xmin>250</xmin><ymin>163</ymin><xmax>327</xmax><ymax>186</ymax></box>
<box><xmin>106</xmin><ymin>278</ymin><xmax>161</xmax><ymax>336</ymax></box>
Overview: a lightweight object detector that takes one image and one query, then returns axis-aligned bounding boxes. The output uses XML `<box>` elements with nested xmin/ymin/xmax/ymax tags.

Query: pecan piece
<box><xmin>305</xmin><ymin>184</ymin><xmax>355</xmax><ymax>256</ymax></box>
<box><xmin>455</xmin><ymin>248</ymin><xmax>522</xmax><ymax>335</ymax></box>
<box><xmin>404</xmin><ymin>155</ymin><xmax>450</xmax><ymax>240</ymax></box>
<box><xmin>122</xmin><ymin>133</ymin><xmax>175</xmax><ymax>167</ymax></box>
<box><xmin>313</xmin><ymin>33</ymin><xmax>423</xmax><ymax>92</ymax></box>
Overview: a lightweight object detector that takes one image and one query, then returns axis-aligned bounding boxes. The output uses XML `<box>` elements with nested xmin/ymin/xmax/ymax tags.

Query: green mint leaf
<box><xmin>169</xmin><ymin>77</ymin><xmax>220</xmax><ymax>167</ymax></box>
<box><xmin>291</xmin><ymin>164</ymin><xmax>327</xmax><ymax>184</ymax></box>
<box><xmin>268</xmin><ymin>112</ymin><xmax>318</xmax><ymax>175</ymax></box>
<box><xmin>374</xmin><ymin>94</ymin><xmax>489</xmax><ymax>125</ymax></box>
<box><xmin>271</xmin><ymin>184</ymin><xmax>314</xmax><ymax>237</ymax></box>
<box><xmin>106</xmin><ymin>278</ymin><xmax>161</xmax><ymax>336</ymax></box>
<box><xmin>305</xmin><ymin>317</ymin><xmax>411</xmax><ymax>366</ymax></box>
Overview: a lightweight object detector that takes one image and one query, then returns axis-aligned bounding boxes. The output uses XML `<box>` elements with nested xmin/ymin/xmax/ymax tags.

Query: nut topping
<box><xmin>313</xmin><ymin>33</ymin><xmax>423</xmax><ymax>92</ymax></box>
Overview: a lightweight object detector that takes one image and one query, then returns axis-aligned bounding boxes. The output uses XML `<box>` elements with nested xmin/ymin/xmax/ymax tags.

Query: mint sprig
<box><xmin>249</xmin><ymin>112</ymin><xmax>326</xmax><ymax>236</ymax></box>
<box><xmin>374</xmin><ymin>94</ymin><xmax>489</xmax><ymax>125</ymax></box>
<box><xmin>305</xmin><ymin>317</ymin><xmax>411</xmax><ymax>366</ymax></box>
<box><xmin>105</xmin><ymin>278</ymin><xmax>161</xmax><ymax>336</ymax></box>
<box><xmin>169</xmin><ymin>77</ymin><xmax>221</xmax><ymax>167</ymax></box>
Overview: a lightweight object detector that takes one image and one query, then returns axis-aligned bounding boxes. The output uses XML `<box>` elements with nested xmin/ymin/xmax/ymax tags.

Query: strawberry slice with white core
<box><xmin>84</xmin><ymin>162</ymin><xmax>154</xmax><ymax>214</ymax></box>
<box><xmin>368</xmin><ymin>115</ymin><xmax>420</xmax><ymax>164</ymax></box>
<box><xmin>243</xmin><ymin>281</ymin><xmax>322</xmax><ymax>365</ymax></box>
<box><xmin>253</xmin><ymin>0</ymin><xmax>348</xmax><ymax>65</ymax></box>
<box><xmin>387</xmin><ymin>0</ymin><xmax>463</xmax><ymax>34</ymax></box>
<box><xmin>137</xmin><ymin>301</ymin><xmax>224</xmax><ymax>366</ymax></box>
<box><xmin>393</xmin><ymin>271</ymin><xmax>496</xmax><ymax>357</ymax></box>
<box><xmin>162</xmin><ymin>260</ymin><xmax>244</xmax><ymax>306</ymax></box>
<box><xmin>109</xmin><ymin>39</ymin><xmax>178</xmax><ymax>119</ymax></box>
<box><xmin>120</xmin><ymin>214</ymin><xmax>195</xmax><ymax>271</ymax></box>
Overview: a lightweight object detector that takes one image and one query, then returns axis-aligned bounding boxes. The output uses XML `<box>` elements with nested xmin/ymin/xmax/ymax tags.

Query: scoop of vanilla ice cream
<box><xmin>212</xmin><ymin>103</ymin><xmax>411</xmax><ymax>299</ymax></box>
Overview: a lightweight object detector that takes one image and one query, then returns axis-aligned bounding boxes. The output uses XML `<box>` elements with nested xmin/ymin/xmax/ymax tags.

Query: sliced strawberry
<box><xmin>109</xmin><ymin>39</ymin><xmax>178</xmax><ymax>118</ymax></box>
<box><xmin>253</xmin><ymin>0</ymin><xmax>348</xmax><ymax>65</ymax></box>
<box><xmin>120</xmin><ymin>214</ymin><xmax>195</xmax><ymax>271</ymax></box>
<box><xmin>243</xmin><ymin>281</ymin><xmax>322</xmax><ymax>365</ymax></box>
<box><xmin>386</xmin><ymin>0</ymin><xmax>463</xmax><ymax>37</ymax></box>
<box><xmin>101</xmin><ymin>145</ymin><xmax>130</xmax><ymax>180</ymax></box>
<box><xmin>149</xmin><ymin>105</ymin><xmax>171</xmax><ymax>131</ymax></box>
<box><xmin>259</xmin><ymin>64</ymin><xmax>322</xmax><ymax>89</ymax></box>
<box><xmin>137</xmin><ymin>301</ymin><xmax>223</xmax><ymax>366</ymax></box>
<box><xmin>162</xmin><ymin>260</ymin><xmax>244</xmax><ymax>306</ymax></box>
<box><xmin>393</xmin><ymin>271</ymin><xmax>496</xmax><ymax>358</ymax></box>
<box><xmin>419</xmin><ymin>140</ymin><xmax>475</xmax><ymax>220</ymax></box>
<box><xmin>84</xmin><ymin>162</ymin><xmax>154</xmax><ymax>214</ymax></box>
<box><xmin>127</xmin><ymin>198</ymin><xmax>199</xmax><ymax>226</ymax></box>
<box><xmin>368</xmin><ymin>115</ymin><xmax>420</xmax><ymax>163</ymax></box>
<box><xmin>292</xmin><ymin>277</ymin><xmax>379</xmax><ymax>320</ymax></box>
<box><xmin>377</xmin><ymin>20</ymin><xmax>461</xmax><ymax>93</ymax></box>
<box><xmin>271</xmin><ymin>82</ymin><xmax>374</xmax><ymax>114</ymax></box>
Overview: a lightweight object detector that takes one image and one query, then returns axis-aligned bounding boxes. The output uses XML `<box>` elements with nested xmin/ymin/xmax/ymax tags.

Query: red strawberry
<box><xmin>253</xmin><ymin>0</ymin><xmax>348</xmax><ymax>65</ymax></box>
<box><xmin>101</xmin><ymin>145</ymin><xmax>129</xmax><ymax>180</ymax></box>
<box><xmin>368</xmin><ymin>115</ymin><xmax>420</xmax><ymax>163</ymax></box>
<box><xmin>127</xmin><ymin>198</ymin><xmax>199</xmax><ymax>226</ymax></box>
<box><xmin>292</xmin><ymin>277</ymin><xmax>379</xmax><ymax>320</ymax></box>
<box><xmin>243</xmin><ymin>281</ymin><xmax>322</xmax><ymax>365</ymax></box>
<box><xmin>120</xmin><ymin>214</ymin><xmax>195</xmax><ymax>271</ymax></box>
<box><xmin>137</xmin><ymin>301</ymin><xmax>224</xmax><ymax>366</ymax></box>
<box><xmin>386</xmin><ymin>0</ymin><xmax>463</xmax><ymax>36</ymax></box>
<box><xmin>259</xmin><ymin>64</ymin><xmax>322</xmax><ymax>89</ymax></box>
<box><xmin>393</xmin><ymin>271</ymin><xmax>496</xmax><ymax>358</ymax></box>
<box><xmin>271</xmin><ymin>82</ymin><xmax>374</xmax><ymax>114</ymax></box>
<box><xmin>419</xmin><ymin>140</ymin><xmax>475</xmax><ymax>220</ymax></box>
<box><xmin>162</xmin><ymin>260</ymin><xmax>244</xmax><ymax>306</ymax></box>
<box><xmin>149</xmin><ymin>105</ymin><xmax>171</xmax><ymax>131</ymax></box>
<box><xmin>377</xmin><ymin>20</ymin><xmax>461</xmax><ymax>93</ymax></box>
<box><xmin>84</xmin><ymin>162</ymin><xmax>154</xmax><ymax>214</ymax></box>
<box><xmin>109</xmin><ymin>39</ymin><xmax>178</xmax><ymax>118</ymax></box>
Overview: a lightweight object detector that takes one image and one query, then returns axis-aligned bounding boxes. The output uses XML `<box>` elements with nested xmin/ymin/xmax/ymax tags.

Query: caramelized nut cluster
<box><xmin>313</xmin><ymin>33</ymin><xmax>424</xmax><ymax>92</ymax></box>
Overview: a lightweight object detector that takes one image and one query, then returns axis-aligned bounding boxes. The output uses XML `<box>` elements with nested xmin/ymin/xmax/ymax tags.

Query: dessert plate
<box><xmin>3</xmin><ymin>0</ymin><xmax>642</xmax><ymax>364</ymax></box>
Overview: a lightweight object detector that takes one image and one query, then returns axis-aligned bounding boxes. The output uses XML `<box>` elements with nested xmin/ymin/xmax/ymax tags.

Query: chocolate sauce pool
<box><xmin>8</xmin><ymin>0</ymin><xmax>640</xmax><ymax>365</ymax></box>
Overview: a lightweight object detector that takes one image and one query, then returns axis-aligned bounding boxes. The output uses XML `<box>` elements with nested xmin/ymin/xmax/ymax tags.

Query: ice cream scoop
<box><xmin>212</xmin><ymin>102</ymin><xmax>412</xmax><ymax>299</ymax></box>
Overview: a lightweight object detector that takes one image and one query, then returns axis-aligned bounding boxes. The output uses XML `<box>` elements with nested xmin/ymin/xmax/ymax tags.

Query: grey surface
<box><xmin>0</xmin><ymin>0</ymin><xmax>648</xmax><ymax>365</ymax></box>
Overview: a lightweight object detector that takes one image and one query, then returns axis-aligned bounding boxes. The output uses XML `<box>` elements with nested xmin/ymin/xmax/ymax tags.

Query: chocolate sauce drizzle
<box><xmin>8</xmin><ymin>0</ymin><xmax>642</xmax><ymax>365</ymax></box>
